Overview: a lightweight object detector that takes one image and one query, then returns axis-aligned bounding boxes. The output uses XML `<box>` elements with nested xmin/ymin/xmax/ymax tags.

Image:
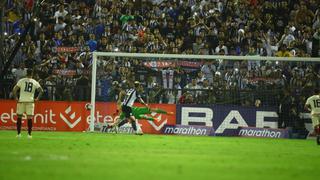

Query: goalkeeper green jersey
<box><xmin>119</xmin><ymin>107</ymin><xmax>151</xmax><ymax>120</ymax></box>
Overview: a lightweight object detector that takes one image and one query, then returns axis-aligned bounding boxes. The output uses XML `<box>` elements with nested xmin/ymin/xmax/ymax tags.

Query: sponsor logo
<box><xmin>214</xmin><ymin>110</ymin><xmax>278</xmax><ymax>134</ymax></box>
<box><xmin>238</xmin><ymin>127</ymin><xmax>289</xmax><ymax>138</ymax></box>
<box><xmin>0</xmin><ymin>108</ymin><xmax>56</xmax><ymax>124</ymax></box>
<box><xmin>0</xmin><ymin>101</ymin><xmax>176</xmax><ymax>133</ymax></box>
<box><xmin>60</xmin><ymin>106</ymin><xmax>81</xmax><ymax>128</ymax></box>
<box><xmin>100</xmin><ymin>125</ymin><xmax>135</xmax><ymax>134</ymax></box>
<box><xmin>163</xmin><ymin>125</ymin><xmax>214</xmax><ymax>136</ymax></box>
<box><xmin>148</xmin><ymin>112</ymin><xmax>168</xmax><ymax>131</ymax></box>
<box><xmin>177</xmin><ymin>105</ymin><xmax>279</xmax><ymax>135</ymax></box>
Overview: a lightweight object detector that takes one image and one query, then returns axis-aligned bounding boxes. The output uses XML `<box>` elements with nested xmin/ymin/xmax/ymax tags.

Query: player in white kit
<box><xmin>305</xmin><ymin>89</ymin><xmax>320</xmax><ymax>145</ymax></box>
<box><xmin>12</xmin><ymin>69</ymin><xmax>43</xmax><ymax>138</ymax></box>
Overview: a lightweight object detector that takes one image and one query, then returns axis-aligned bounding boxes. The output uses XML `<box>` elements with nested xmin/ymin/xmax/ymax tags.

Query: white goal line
<box><xmin>93</xmin><ymin>52</ymin><xmax>320</xmax><ymax>62</ymax></box>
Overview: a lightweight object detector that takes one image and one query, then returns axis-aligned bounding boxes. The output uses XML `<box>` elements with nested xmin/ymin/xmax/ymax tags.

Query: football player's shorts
<box><xmin>121</xmin><ymin>105</ymin><xmax>132</xmax><ymax>118</ymax></box>
<box><xmin>311</xmin><ymin>115</ymin><xmax>320</xmax><ymax>128</ymax></box>
<box><xmin>16</xmin><ymin>102</ymin><xmax>35</xmax><ymax>116</ymax></box>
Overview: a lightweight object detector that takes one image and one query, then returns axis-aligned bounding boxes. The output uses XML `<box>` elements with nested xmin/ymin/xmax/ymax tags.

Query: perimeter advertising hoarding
<box><xmin>0</xmin><ymin>101</ymin><xmax>86</xmax><ymax>131</ymax></box>
<box><xmin>0</xmin><ymin>100</ymin><xmax>176</xmax><ymax>134</ymax></box>
<box><xmin>176</xmin><ymin>104</ymin><xmax>279</xmax><ymax>136</ymax></box>
<box><xmin>162</xmin><ymin>125</ymin><xmax>215</xmax><ymax>136</ymax></box>
<box><xmin>238</xmin><ymin>127</ymin><xmax>290</xmax><ymax>138</ymax></box>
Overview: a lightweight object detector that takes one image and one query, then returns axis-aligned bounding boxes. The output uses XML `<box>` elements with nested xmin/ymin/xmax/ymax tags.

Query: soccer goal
<box><xmin>89</xmin><ymin>52</ymin><xmax>320</xmax><ymax>132</ymax></box>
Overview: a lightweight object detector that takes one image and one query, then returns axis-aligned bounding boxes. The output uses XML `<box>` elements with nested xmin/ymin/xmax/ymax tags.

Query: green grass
<box><xmin>0</xmin><ymin>131</ymin><xmax>319</xmax><ymax>180</ymax></box>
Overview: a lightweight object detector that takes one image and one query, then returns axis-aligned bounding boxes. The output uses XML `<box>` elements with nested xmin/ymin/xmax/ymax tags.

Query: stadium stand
<box><xmin>0</xmin><ymin>0</ymin><xmax>319</xmax><ymax>110</ymax></box>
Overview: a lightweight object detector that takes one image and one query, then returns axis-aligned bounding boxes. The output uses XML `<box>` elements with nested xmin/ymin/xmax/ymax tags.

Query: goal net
<box><xmin>89</xmin><ymin>52</ymin><xmax>320</xmax><ymax>132</ymax></box>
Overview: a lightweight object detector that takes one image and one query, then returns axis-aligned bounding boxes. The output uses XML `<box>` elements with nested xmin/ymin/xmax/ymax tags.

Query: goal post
<box><xmin>89</xmin><ymin>52</ymin><xmax>320</xmax><ymax>132</ymax></box>
<box><xmin>90</xmin><ymin>52</ymin><xmax>98</xmax><ymax>132</ymax></box>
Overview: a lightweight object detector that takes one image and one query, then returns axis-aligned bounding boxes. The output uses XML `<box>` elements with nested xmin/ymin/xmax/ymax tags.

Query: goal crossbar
<box><xmin>93</xmin><ymin>52</ymin><xmax>320</xmax><ymax>62</ymax></box>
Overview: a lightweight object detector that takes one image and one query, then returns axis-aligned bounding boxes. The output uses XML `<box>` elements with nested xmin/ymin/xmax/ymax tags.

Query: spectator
<box><xmin>54</xmin><ymin>17</ymin><xmax>67</xmax><ymax>32</ymax></box>
<box><xmin>185</xmin><ymin>78</ymin><xmax>201</xmax><ymax>98</ymax></box>
<box><xmin>278</xmin><ymin>90</ymin><xmax>294</xmax><ymax>128</ymax></box>
<box><xmin>86</xmin><ymin>33</ymin><xmax>98</xmax><ymax>52</ymax></box>
<box><xmin>215</xmin><ymin>41</ymin><xmax>228</xmax><ymax>55</ymax></box>
<box><xmin>12</xmin><ymin>63</ymin><xmax>26</xmax><ymax>82</ymax></box>
<box><xmin>312</xmin><ymin>28</ymin><xmax>320</xmax><ymax>57</ymax></box>
<box><xmin>295</xmin><ymin>3</ymin><xmax>314</xmax><ymax>27</ymax></box>
<box><xmin>313</xmin><ymin>13</ymin><xmax>320</xmax><ymax>30</ymax></box>
<box><xmin>201</xmin><ymin>61</ymin><xmax>215</xmax><ymax>84</ymax></box>
<box><xmin>255</xmin><ymin>99</ymin><xmax>262</xmax><ymax>108</ymax></box>
<box><xmin>279</xmin><ymin>28</ymin><xmax>295</xmax><ymax>46</ymax></box>
<box><xmin>107</xmin><ymin>81</ymin><xmax>120</xmax><ymax>102</ymax></box>
<box><xmin>148</xmin><ymin>83</ymin><xmax>164</xmax><ymax>104</ymax></box>
<box><xmin>54</xmin><ymin>4</ymin><xmax>68</xmax><ymax>23</ymax></box>
<box><xmin>178</xmin><ymin>91</ymin><xmax>194</xmax><ymax>104</ymax></box>
<box><xmin>24</xmin><ymin>52</ymin><xmax>37</xmax><ymax>69</ymax></box>
<box><xmin>198</xmin><ymin>79</ymin><xmax>215</xmax><ymax>104</ymax></box>
<box><xmin>43</xmin><ymin>75</ymin><xmax>57</xmax><ymax>101</ymax></box>
<box><xmin>276</xmin><ymin>44</ymin><xmax>292</xmax><ymax>57</ymax></box>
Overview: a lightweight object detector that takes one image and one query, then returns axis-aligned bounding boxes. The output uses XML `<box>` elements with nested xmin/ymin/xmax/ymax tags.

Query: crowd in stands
<box><xmin>0</xmin><ymin>0</ymin><xmax>319</xmax><ymax>114</ymax></box>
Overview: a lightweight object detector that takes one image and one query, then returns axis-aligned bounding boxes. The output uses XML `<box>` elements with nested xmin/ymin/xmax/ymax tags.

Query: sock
<box><xmin>153</xmin><ymin>108</ymin><xmax>167</xmax><ymax>114</ymax></box>
<box><xmin>106</xmin><ymin>124</ymin><xmax>112</xmax><ymax>128</ymax></box>
<box><xmin>140</xmin><ymin>115</ymin><xmax>155</xmax><ymax>121</ymax></box>
<box><xmin>315</xmin><ymin>125</ymin><xmax>320</xmax><ymax>135</ymax></box>
<box><xmin>17</xmin><ymin>117</ymin><xmax>22</xmax><ymax>135</ymax></box>
<box><xmin>131</xmin><ymin>120</ymin><xmax>137</xmax><ymax>131</ymax></box>
<box><xmin>111</xmin><ymin>118</ymin><xmax>123</xmax><ymax>128</ymax></box>
<box><xmin>27</xmin><ymin>119</ymin><xmax>32</xmax><ymax>135</ymax></box>
<box><xmin>117</xmin><ymin>119</ymin><xmax>128</xmax><ymax>127</ymax></box>
<box><xmin>136</xmin><ymin>122</ymin><xmax>142</xmax><ymax>133</ymax></box>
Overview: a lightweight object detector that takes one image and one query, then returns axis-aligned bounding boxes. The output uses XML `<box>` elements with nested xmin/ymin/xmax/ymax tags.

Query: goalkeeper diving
<box><xmin>107</xmin><ymin>106</ymin><xmax>174</xmax><ymax>133</ymax></box>
<box><xmin>120</xmin><ymin>106</ymin><xmax>173</xmax><ymax>121</ymax></box>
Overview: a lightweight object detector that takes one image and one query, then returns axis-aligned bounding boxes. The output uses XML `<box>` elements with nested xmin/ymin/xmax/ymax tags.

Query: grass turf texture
<box><xmin>0</xmin><ymin>131</ymin><xmax>319</xmax><ymax>180</ymax></box>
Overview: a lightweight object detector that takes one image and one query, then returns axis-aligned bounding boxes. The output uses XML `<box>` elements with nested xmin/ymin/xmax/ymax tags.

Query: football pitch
<box><xmin>0</xmin><ymin>131</ymin><xmax>319</xmax><ymax>180</ymax></box>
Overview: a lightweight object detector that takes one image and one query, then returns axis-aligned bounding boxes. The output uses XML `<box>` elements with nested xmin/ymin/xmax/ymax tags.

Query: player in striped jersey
<box><xmin>305</xmin><ymin>88</ymin><xmax>320</xmax><ymax>145</ymax></box>
<box><xmin>116</xmin><ymin>81</ymin><xmax>148</xmax><ymax>135</ymax></box>
<box><xmin>12</xmin><ymin>69</ymin><xmax>43</xmax><ymax>138</ymax></box>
